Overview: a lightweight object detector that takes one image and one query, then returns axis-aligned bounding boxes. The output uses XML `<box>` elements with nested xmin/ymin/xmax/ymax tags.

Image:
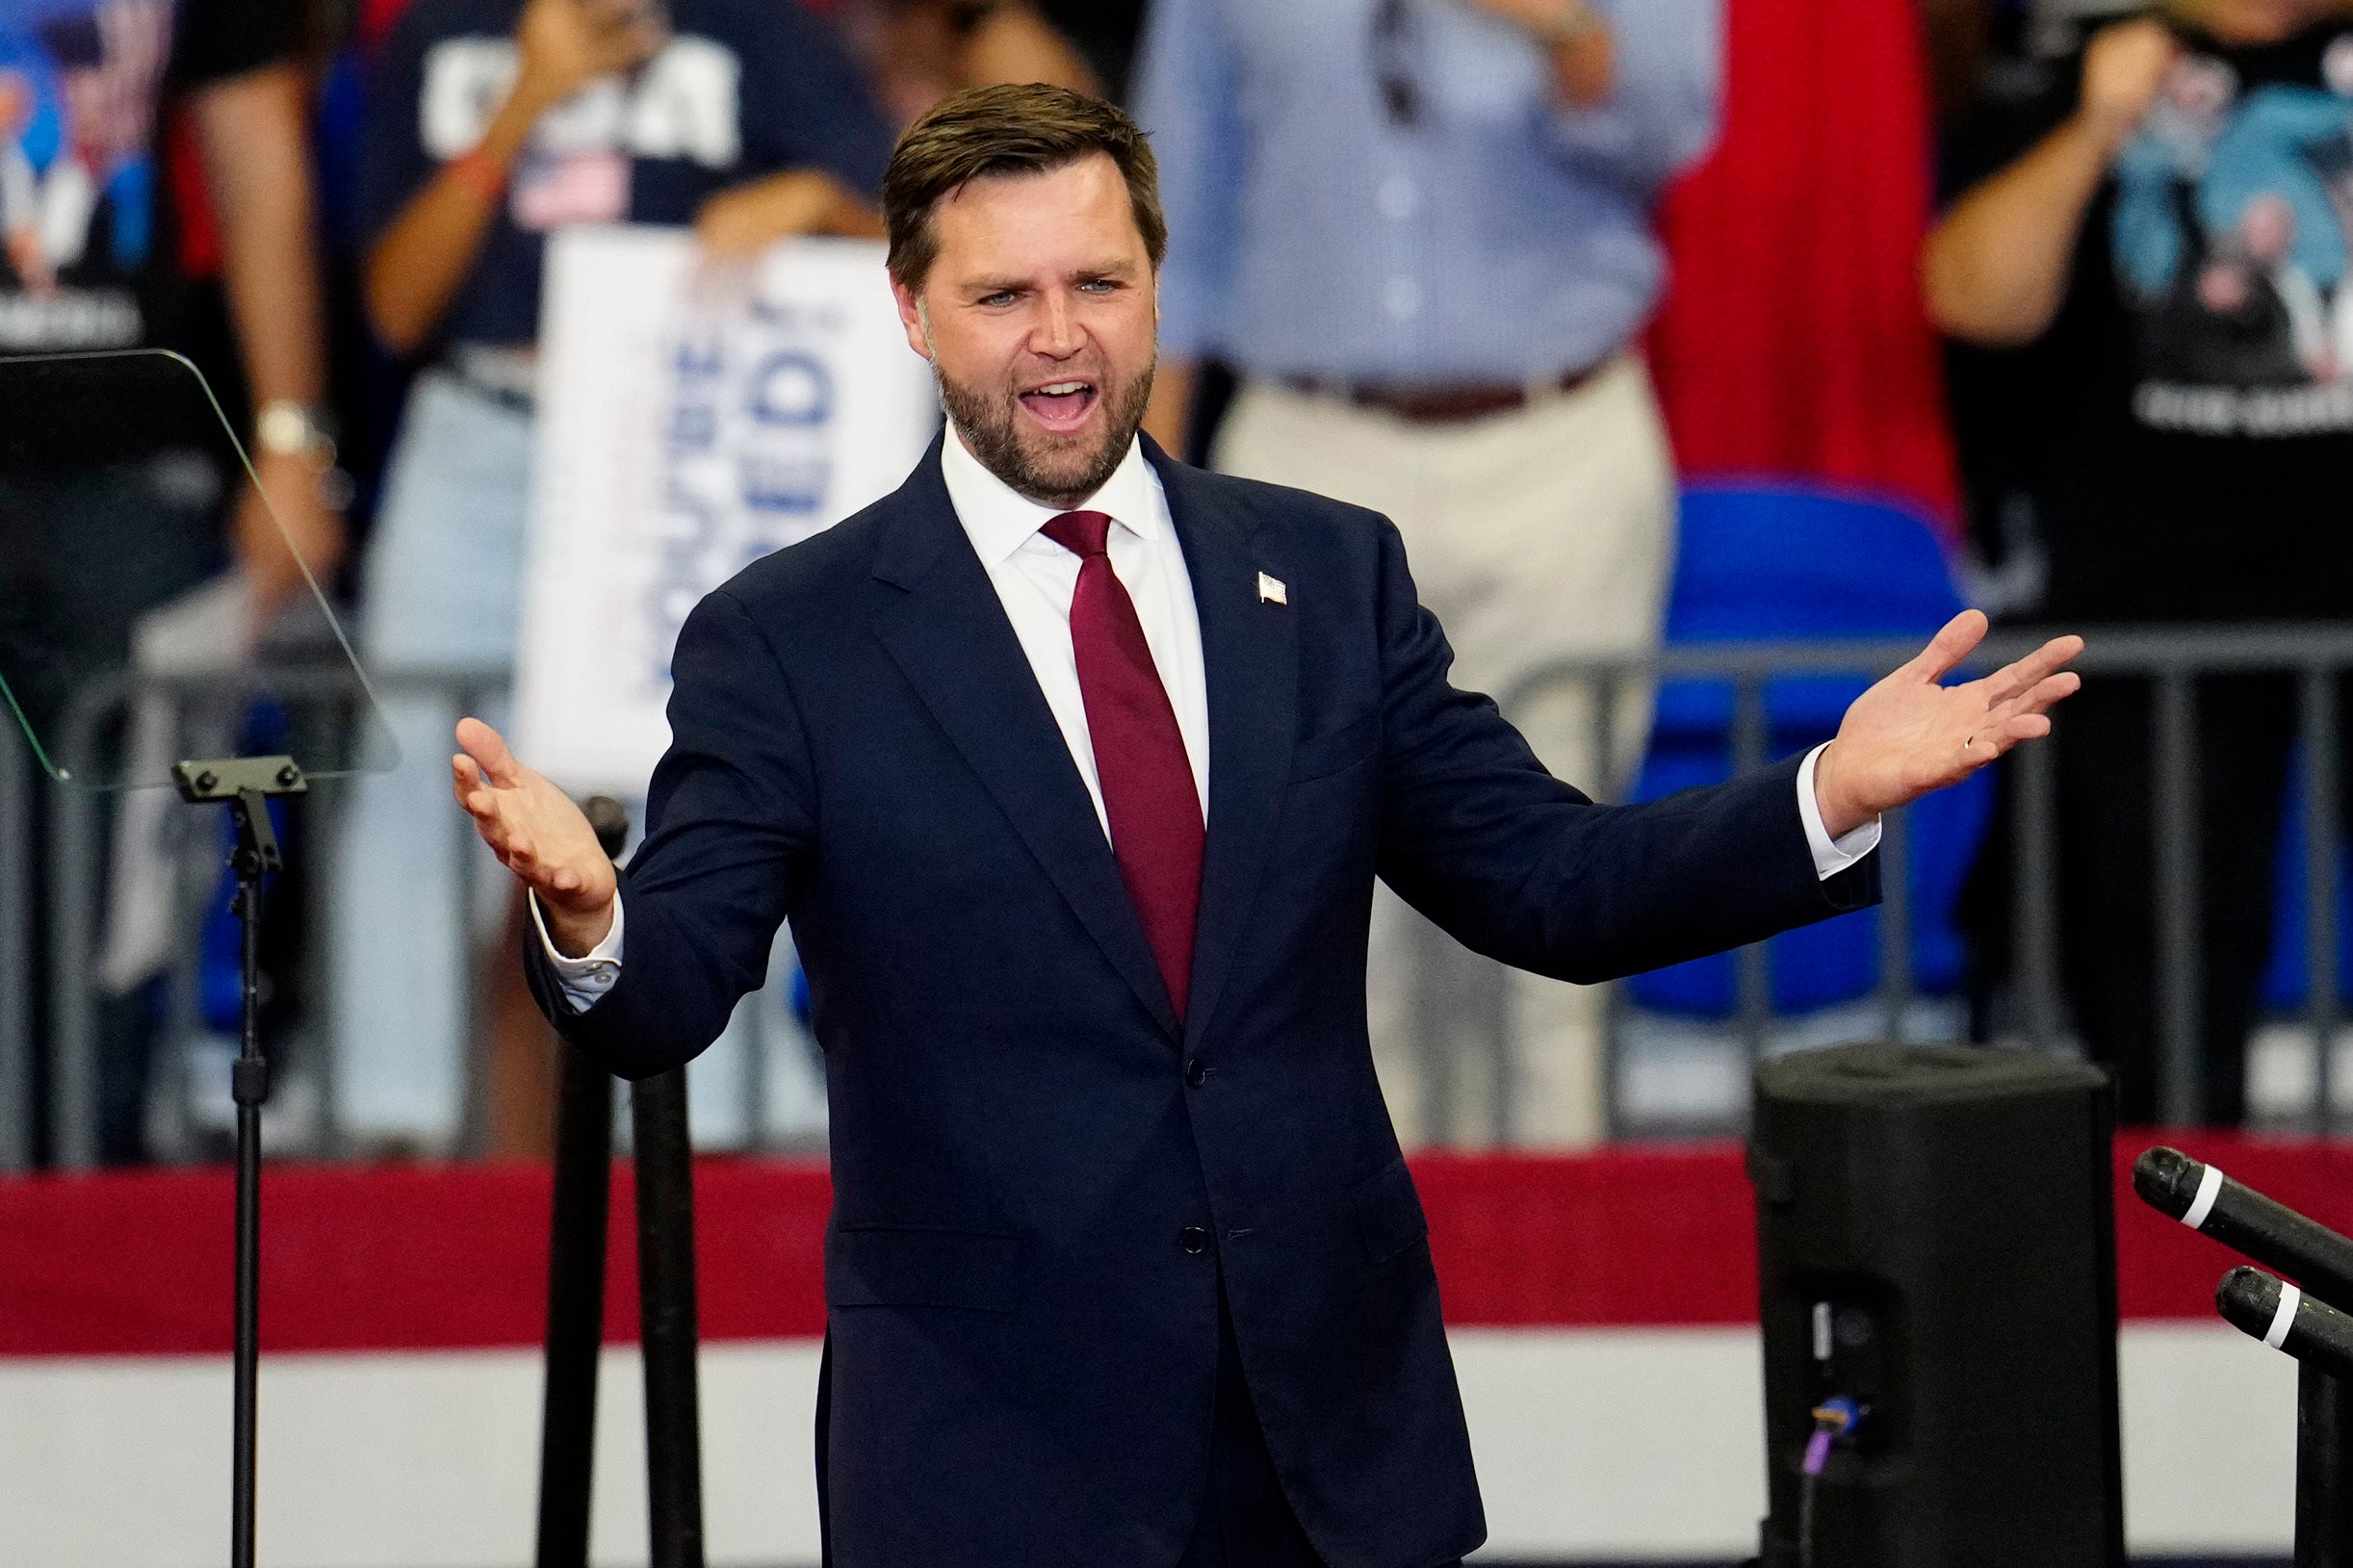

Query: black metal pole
<box><xmin>227</xmin><ymin>786</ymin><xmax>278</xmax><ymax>1568</ymax></box>
<box><xmin>534</xmin><ymin>794</ymin><xmax>633</xmax><ymax>1567</ymax></box>
<box><xmin>534</xmin><ymin>1053</ymin><xmax>613</xmax><ymax>1568</ymax></box>
<box><xmin>2302</xmin><ymin>1364</ymin><xmax>2353</xmax><ymax>1567</ymax></box>
<box><xmin>633</xmin><ymin>1067</ymin><xmax>705</xmax><ymax>1568</ymax></box>
<box><xmin>164</xmin><ymin>759</ymin><xmax>300</xmax><ymax>1568</ymax></box>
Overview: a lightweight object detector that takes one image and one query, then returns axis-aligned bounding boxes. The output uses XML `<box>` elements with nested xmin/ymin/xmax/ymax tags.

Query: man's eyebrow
<box><xmin>956</xmin><ymin>261</ymin><xmax>1139</xmax><ymax>296</ymax></box>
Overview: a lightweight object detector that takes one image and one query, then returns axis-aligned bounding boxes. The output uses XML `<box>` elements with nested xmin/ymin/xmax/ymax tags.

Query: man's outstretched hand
<box><xmin>1813</xmin><ymin>610</ymin><xmax>2083</xmax><ymax>840</ymax></box>
<box><xmin>452</xmin><ymin>717</ymin><xmax>617</xmax><ymax>956</ymax></box>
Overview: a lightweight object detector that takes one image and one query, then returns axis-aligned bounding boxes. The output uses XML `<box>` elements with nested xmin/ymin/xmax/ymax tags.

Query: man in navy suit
<box><xmin>453</xmin><ymin>84</ymin><xmax>2081</xmax><ymax>1568</ymax></box>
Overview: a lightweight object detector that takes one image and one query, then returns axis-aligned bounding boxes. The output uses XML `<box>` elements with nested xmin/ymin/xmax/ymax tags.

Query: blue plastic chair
<box><xmin>2258</xmin><ymin>746</ymin><xmax>2353</xmax><ymax>1012</ymax></box>
<box><xmin>1628</xmin><ymin>484</ymin><xmax>1993</xmax><ymax>1015</ymax></box>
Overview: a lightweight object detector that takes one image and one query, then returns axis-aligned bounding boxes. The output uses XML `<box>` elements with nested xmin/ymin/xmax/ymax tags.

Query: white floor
<box><xmin>0</xmin><ymin>1324</ymin><xmax>2298</xmax><ymax>1566</ymax></box>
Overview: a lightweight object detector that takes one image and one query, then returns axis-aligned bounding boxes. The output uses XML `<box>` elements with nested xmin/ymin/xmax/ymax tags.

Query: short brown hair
<box><xmin>882</xmin><ymin>84</ymin><xmax>1168</xmax><ymax>292</ymax></box>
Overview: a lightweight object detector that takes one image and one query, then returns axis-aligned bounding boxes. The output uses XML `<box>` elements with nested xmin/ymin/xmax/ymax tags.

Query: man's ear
<box><xmin>892</xmin><ymin>277</ymin><xmax>933</xmax><ymax>362</ymax></box>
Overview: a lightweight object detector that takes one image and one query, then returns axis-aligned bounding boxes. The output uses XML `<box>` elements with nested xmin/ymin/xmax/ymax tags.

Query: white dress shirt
<box><xmin>536</xmin><ymin>427</ymin><xmax>1879</xmax><ymax>1010</ymax></box>
<box><xmin>939</xmin><ymin>424</ymin><xmax>1211</xmax><ymax>832</ymax></box>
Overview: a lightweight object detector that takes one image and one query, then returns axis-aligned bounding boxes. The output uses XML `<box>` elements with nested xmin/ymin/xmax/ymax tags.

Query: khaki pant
<box><xmin>1213</xmin><ymin>355</ymin><xmax>1675</xmax><ymax>1147</ymax></box>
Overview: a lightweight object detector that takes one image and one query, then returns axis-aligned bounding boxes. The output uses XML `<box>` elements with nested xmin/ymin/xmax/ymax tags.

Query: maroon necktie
<box><xmin>1040</xmin><ymin>509</ymin><xmax>1204</xmax><ymax>1017</ymax></box>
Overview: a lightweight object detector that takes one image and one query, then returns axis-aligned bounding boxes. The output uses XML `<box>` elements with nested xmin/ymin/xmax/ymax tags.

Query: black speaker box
<box><xmin>1748</xmin><ymin>1041</ymin><xmax>2123</xmax><ymax>1567</ymax></box>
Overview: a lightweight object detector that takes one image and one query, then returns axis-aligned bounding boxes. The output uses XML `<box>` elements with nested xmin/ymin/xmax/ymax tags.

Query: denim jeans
<box><xmin>330</xmin><ymin>372</ymin><xmax>531</xmax><ymax>1145</ymax></box>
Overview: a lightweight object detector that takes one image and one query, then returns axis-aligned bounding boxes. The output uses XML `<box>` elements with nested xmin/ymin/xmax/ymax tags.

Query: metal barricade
<box><xmin>15</xmin><ymin>627</ymin><xmax>2353</xmax><ymax>1165</ymax></box>
<box><xmin>0</xmin><ymin>735</ymin><xmax>28</xmax><ymax>1170</ymax></box>
<box><xmin>14</xmin><ymin>664</ymin><xmax>826</xmax><ymax>1172</ymax></box>
<box><xmin>30</xmin><ymin>664</ymin><xmax>496</xmax><ymax>1170</ymax></box>
<box><xmin>1488</xmin><ymin>625</ymin><xmax>2353</xmax><ymax>1141</ymax></box>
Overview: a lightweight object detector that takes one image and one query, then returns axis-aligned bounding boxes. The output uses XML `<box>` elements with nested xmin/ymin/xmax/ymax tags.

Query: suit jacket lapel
<box><xmin>1151</xmin><ymin>442</ymin><xmax>1299</xmax><ymax>1047</ymax></box>
<box><xmin>868</xmin><ymin>440</ymin><xmax>1182</xmax><ymax>1038</ymax></box>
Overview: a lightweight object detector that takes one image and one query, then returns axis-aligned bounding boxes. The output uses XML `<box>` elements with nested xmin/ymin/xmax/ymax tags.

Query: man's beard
<box><xmin>935</xmin><ymin>358</ymin><xmax>1156</xmax><ymax>510</ymax></box>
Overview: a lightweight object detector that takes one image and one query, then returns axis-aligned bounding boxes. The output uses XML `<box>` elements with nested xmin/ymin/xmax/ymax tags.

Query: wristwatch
<box><xmin>254</xmin><ymin>399</ymin><xmax>338</xmax><ymax>469</ymax></box>
<box><xmin>253</xmin><ymin>399</ymin><xmax>353</xmax><ymax>511</ymax></box>
<box><xmin>1538</xmin><ymin>0</ymin><xmax>1604</xmax><ymax>45</ymax></box>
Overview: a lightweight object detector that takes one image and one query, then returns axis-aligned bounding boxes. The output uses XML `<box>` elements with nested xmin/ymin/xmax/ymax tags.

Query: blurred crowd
<box><xmin>1933</xmin><ymin>0</ymin><xmax>2353</xmax><ymax>1129</ymax></box>
<box><xmin>7</xmin><ymin>0</ymin><xmax>2353</xmax><ymax>1165</ymax></box>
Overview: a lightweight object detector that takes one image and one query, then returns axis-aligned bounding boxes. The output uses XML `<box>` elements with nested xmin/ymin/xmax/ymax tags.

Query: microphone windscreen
<box><xmin>2133</xmin><ymin>1146</ymin><xmax>2201</xmax><ymax>1221</ymax></box>
<box><xmin>2216</xmin><ymin>1264</ymin><xmax>2287</xmax><ymax>1340</ymax></box>
<box><xmin>582</xmin><ymin>794</ymin><xmax>631</xmax><ymax>862</ymax></box>
<box><xmin>2217</xmin><ymin>1265</ymin><xmax>2353</xmax><ymax>1381</ymax></box>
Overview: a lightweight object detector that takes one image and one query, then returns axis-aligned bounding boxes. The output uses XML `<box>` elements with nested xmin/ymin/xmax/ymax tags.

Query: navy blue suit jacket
<box><xmin>529</xmin><ymin>435</ymin><xmax>1876</xmax><ymax>1568</ymax></box>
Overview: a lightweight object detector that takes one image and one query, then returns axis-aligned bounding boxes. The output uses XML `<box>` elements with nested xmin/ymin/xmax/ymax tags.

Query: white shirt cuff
<box><xmin>1797</xmin><ymin>742</ymin><xmax>1881</xmax><ymax>880</ymax></box>
<box><xmin>531</xmin><ymin>891</ymin><xmax>625</xmax><ymax>1015</ymax></box>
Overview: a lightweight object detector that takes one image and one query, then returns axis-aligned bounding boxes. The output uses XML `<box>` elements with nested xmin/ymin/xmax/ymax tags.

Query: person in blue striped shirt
<box><xmin>1133</xmin><ymin>0</ymin><xmax>1721</xmax><ymax>1150</ymax></box>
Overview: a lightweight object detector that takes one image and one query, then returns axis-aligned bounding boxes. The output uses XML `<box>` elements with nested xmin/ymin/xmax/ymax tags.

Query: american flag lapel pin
<box><xmin>1257</xmin><ymin>572</ymin><xmax>1288</xmax><ymax>605</ymax></box>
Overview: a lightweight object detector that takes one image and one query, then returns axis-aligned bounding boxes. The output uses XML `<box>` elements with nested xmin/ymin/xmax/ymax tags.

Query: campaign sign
<box><xmin>518</xmin><ymin>228</ymin><xmax>937</xmax><ymax>794</ymax></box>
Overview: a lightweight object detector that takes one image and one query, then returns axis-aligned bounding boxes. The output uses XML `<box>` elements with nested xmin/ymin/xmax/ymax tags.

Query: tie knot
<box><xmin>1041</xmin><ymin>509</ymin><xmax>1114</xmax><ymax>559</ymax></box>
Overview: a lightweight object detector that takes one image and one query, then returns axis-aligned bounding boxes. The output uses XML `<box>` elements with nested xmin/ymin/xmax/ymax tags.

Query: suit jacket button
<box><xmin>1179</xmin><ymin>1224</ymin><xmax>1208</xmax><ymax>1254</ymax></box>
<box><xmin>1185</xmin><ymin>1059</ymin><xmax>1209</xmax><ymax>1088</ymax></box>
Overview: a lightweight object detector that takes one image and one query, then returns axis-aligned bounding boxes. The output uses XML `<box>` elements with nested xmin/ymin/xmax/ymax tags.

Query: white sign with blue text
<box><xmin>517</xmin><ymin>227</ymin><xmax>938</xmax><ymax>795</ymax></box>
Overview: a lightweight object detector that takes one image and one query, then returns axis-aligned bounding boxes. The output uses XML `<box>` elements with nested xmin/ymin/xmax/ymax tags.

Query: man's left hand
<box><xmin>1812</xmin><ymin>609</ymin><xmax>2083</xmax><ymax>840</ymax></box>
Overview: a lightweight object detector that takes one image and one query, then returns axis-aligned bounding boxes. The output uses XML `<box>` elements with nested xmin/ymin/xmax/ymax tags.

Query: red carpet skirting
<box><xmin>1</xmin><ymin>1132</ymin><xmax>2334</xmax><ymax>1357</ymax></box>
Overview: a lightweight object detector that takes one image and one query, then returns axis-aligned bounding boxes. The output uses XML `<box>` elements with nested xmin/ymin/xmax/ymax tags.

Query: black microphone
<box><xmin>582</xmin><ymin>794</ymin><xmax>632</xmax><ymax>864</ymax></box>
<box><xmin>2133</xmin><ymin>1146</ymin><xmax>2353</xmax><ymax>1313</ymax></box>
<box><xmin>2217</xmin><ymin>1266</ymin><xmax>2353</xmax><ymax>1381</ymax></box>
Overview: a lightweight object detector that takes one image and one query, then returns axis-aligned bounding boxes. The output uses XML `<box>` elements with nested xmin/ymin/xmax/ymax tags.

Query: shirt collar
<box><xmin>940</xmin><ymin>420</ymin><xmax>1160</xmax><ymax>568</ymax></box>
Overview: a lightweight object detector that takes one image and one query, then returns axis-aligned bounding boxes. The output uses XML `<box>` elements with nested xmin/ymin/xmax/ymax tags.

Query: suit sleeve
<box><xmin>525</xmin><ymin>588</ymin><xmax>817</xmax><ymax>1077</ymax></box>
<box><xmin>1368</xmin><ymin>518</ymin><xmax>1876</xmax><ymax>985</ymax></box>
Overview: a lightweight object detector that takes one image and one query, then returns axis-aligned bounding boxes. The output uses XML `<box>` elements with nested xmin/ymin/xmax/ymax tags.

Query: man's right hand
<box><xmin>2076</xmin><ymin>17</ymin><xmax>2180</xmax><ymax>155</ymax></box>
<box><xmin>452</xmin><ymin>717</ymin><xmax>618</xmax><ymax>956</ymax></box>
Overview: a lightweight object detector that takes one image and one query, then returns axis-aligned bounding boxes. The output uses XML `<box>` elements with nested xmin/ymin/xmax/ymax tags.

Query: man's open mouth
<box><xmin>1018</xmin><ymin>378</ymin><xmax>1099</xmax><ymax>433</ymax></box>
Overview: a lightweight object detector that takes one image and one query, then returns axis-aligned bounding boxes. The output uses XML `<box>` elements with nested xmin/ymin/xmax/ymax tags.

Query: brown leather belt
<box><xmin>1279</xmin><ymin>362</ymin><xmax>1605</xmax><ymax>424</ymax></box>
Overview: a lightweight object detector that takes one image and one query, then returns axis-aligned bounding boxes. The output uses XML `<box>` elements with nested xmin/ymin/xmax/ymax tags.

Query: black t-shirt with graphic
<box><xmin>359</xmin><ymin>0</ymin><xmax>892</xmax><ymax>352</ymax></box>
<box><xmin>0</xmin><ymin>0</ymin><xmax>295</xmax><ymax>353</ymax></box>
<box><xmin>1949</xmin><ymin>16</ymin><xmax>2353</xmax><ymax>621</ymax></box>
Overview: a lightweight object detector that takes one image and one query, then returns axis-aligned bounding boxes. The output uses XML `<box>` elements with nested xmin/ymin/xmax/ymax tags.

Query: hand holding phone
<box><xmin>513</xmin><ymin>0</ymin><xmax>667</xmax><ymax>116</ymax></box>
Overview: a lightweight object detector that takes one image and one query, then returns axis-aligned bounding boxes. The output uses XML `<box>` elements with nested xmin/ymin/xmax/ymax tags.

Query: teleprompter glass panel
<box><xmin>0</xmin><ymin>350</ymin><xmax>398</xmax><ymax>789</ymax></box>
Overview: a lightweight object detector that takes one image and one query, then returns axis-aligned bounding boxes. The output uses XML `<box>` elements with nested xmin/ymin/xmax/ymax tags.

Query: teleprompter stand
<box><xmin>534</xmin><ymin>796</ymin><xmax>707</xmax><ymax>1568</ymax></box>
<box><xmin>172</xmin><ymin>755</ymin><xmax>306</xmax><ymax>1568</ymax></box>
<box><xmin>0</xmin><ymin>347</ymin><xmax>410</xmax><ymax>1565</ymax></box>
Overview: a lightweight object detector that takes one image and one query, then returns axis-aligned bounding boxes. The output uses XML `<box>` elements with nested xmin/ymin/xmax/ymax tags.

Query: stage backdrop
<box><xmin>515</xmin><ymin>229</ymin><xmax>939</xmax><ymax>796</ymax></box>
